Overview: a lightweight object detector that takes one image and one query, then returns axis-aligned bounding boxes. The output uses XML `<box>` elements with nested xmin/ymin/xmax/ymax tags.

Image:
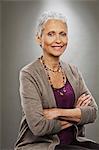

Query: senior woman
<box><xmin>15</xmin><ymin>11</ymin><xmax>99</xmax><ymax>150</ymax></box>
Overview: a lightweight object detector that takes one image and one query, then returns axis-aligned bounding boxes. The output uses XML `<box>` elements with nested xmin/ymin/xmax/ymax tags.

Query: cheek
<box><xmin>43</xmin><ymin>37</ymin><xmax>54</xmax><ymax>46</ymax></box>
<box><xmin>63</xmin><ymin>37</ymin><xmax>68</xmax><ymax>43</ymax></box>
<box><xmin>41</xmin><ymin>40</ymin><xmax>50</xmax><ymax>49</ymax></box>
<box><xmin>62</xmin><ymin>38</ymin><xmax>68</xmax><ymax>49</ymax></box>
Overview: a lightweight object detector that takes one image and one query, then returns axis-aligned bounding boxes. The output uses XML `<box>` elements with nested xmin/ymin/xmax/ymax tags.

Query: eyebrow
<box><xmin>59</xmin><ymin>31</ymin><xmax>67</xmax><ymax>34</ymax></box>
<box><xmin>47</xmin><ymin>31</ymin><xmax>67</xmax><ymax>34</ymax></box>
<box><xmin>47</xmin><ymin>31</ymin><xmax>55</xmax><ymax>33</ymax></box>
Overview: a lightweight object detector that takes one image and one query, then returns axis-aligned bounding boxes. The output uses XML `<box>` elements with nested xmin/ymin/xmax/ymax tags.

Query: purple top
<box><xmin>52</xmin><ymin>78</ymin><xmax>75</xmax><ymax>145</ymax></box>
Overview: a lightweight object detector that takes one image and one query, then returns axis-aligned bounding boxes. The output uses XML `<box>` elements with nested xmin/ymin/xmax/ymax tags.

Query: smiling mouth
<box><xmin>51</xmin><ymin>45</ymin><xmax>64</xmax><ymax>50</ymax></box>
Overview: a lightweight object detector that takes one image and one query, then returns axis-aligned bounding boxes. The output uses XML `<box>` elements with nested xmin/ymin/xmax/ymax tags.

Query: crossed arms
<box><xmin>43</xmin><ymin>94</ymin><xmax>92</xmax><ymax>130</ymax></box>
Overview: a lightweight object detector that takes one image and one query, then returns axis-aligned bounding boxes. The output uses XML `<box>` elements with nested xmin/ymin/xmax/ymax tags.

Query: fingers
<box><xmin>76</xmin><ymin>94</ymin><xmax>92</xmax><ymax>107</ymax></box>
<box><xmin>60</xmin><ymin>120</ymin><xmax>73</xmax><ymax>129</ymax></box>
<box><xmin>80</xmin><ymin>96</ymin><xmax>91</xmax><ymax>107</ymax></box>
<box><xmin>60</xmin><ymin>120</ymin><xmax>69</xmax><ymax>126</ymax></box>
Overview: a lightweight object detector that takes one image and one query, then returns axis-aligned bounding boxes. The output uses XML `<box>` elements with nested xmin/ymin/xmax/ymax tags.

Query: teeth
<box><xmin>52</xmin><ymin>46</ymin><xmax>63</xmax><ymax>50</ymax></box>
<box><xmin>52</xmin><ymin>46</ymin><xmax>62</xmax><ymax>47</ymax></box>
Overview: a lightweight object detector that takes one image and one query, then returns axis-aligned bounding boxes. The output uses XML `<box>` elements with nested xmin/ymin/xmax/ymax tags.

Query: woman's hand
<box><xmin>43</xmin><ymin>108</ymin><xmax>60</xmax><ymax>120</ymax></box>
<box><xmin>76</xmin><ymin>94</ymin><xmax>92</xmax><ymax>108</ymax></box>
<box><xmin>59</xmin><ymin>120</ymin><xmax>73</xmax><ymax>130</ymax></box>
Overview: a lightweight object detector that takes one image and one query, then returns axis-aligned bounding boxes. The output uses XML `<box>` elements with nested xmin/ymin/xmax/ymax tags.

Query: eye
<box><xmin>60</xmin><ymin>32</ymin><xmax>67</xmax><ymax>37</ymax></box>
<box><xmin>47</xmin><ymin>32</ymin><xmax>55</xmax><ymax>37</ymax></box>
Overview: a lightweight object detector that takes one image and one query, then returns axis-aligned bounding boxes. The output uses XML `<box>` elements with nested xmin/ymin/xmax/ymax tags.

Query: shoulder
<box><xmin>68</xmin><ymin>63</ymin><xmax>78</xmax><ymax>73</ymax></box>
<box><xmin>61</xmin><ymin>61</ymin><xmax>79</xmax><ymax>77</ymax></box>
<box><xmin>20</xmin><ymin>58</ymin><xmax>40</xmax><ymax>76</ymax></box>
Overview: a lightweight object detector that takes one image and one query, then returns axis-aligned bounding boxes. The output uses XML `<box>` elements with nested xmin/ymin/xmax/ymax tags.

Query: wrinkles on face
<box><xmin>40</xmin><ymin>19</ymin><xmax>68</xmax><ymax>57</ymax></box>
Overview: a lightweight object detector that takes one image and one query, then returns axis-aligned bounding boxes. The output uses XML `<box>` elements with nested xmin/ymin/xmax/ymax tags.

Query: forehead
<box><xmin>43</xmin><ymin>19</ymin><xmax>68</xmax><ymax>32</ymax></box>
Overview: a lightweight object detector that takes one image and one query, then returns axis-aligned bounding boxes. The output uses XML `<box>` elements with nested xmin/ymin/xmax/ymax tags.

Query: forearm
<box><xmin>43</xmin><ymin>108</ymin><xmax>74</xmax><ymax>130</ymax></box>
<box><xmin>59</xmin><ymin>108</ymin><xmax>81</xmax><ymax>122</ymax></box>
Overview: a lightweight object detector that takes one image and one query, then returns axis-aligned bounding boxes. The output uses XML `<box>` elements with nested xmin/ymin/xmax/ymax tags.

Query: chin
<box><xmin>53</xmin><ymin>48</ymin><xmax>66</xmax><ymax>57</ymax></box>
<box><xmin>54</xmin><ymin>50</ymin><xmax>65</xmax><ymax>56</ymax></box>
<box><xmin>51</xmin><ymin>52</ymin><xmax>64</xmax><ymax>57</ymax></box>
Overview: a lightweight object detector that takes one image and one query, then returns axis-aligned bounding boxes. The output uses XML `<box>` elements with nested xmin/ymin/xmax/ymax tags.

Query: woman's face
<box><xmin>38</xmin><ymin>19</ymin><xmax>68</xmax><ymax>57</ymax></box>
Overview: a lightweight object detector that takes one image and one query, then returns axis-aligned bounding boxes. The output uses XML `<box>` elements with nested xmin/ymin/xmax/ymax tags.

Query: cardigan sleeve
<box><xmin>76</xmin><ymin>67</ymin><xmax>98</xmax><ymax>125</ymax></box>
<box><xmin>19</xmin><ymin>70</ymin><xmax>61</xmax><ymax>136</ymax></box>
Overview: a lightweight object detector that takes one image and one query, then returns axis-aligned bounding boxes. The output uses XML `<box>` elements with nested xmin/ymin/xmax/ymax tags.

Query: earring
<box><xmin>40</xmin><ymin>44</ymin><xmax>42</xmax><ymax>47</ymax></box>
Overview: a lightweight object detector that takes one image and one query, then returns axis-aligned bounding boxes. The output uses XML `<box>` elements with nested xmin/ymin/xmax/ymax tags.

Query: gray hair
<box><xmin>36</xmin><ymin>11</ymin><xmax>67</xmax><ymax>37</ymax></box>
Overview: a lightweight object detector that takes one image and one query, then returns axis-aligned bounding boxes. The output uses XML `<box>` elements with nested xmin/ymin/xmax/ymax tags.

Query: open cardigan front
<box><xmin>15</xmin><ymin>58</ymin><xmax>98</xmax><ymax>150</ymax></box>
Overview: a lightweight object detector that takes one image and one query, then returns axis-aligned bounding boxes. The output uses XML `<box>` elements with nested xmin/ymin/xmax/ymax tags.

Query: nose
<box><xmin>55</xmin><ymin>35</ymin><xmax>61</xmax><ymax>43</ymax></box>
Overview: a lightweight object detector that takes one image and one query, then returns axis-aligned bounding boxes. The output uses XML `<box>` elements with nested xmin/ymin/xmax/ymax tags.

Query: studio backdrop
<box><xmin>1</xmin><ymin>0</ymin><xmax>99</xmax><ymax>149</ymax></box>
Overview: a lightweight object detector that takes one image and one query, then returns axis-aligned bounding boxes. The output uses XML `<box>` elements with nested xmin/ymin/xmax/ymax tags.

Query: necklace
<box><xmin>40</xmin><ymin>56</ymin><xmax>61</xmax><ymax>72</ymax></box>
<box><xmin>45</xmin><ymin>65</ymin><xmax>61</xmax><ymax>72</ymax></box>
<box><xmin>39</xmin><ymin>56</ymin><xmax>67</xmax><ymax>96</ymax></box>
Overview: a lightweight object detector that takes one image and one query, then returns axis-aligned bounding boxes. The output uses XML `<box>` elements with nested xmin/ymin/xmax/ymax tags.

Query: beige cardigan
<box><xmin>15</xmin><ymin>58</ymin><xmax>98</xmax><ymax>150</ymax></box>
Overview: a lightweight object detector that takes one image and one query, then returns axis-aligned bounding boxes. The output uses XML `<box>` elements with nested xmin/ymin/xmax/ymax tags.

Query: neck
<box><xmin>42</xmin><ymin>53</ymin><xmax>60</xmax><ymax>71</ymax></box>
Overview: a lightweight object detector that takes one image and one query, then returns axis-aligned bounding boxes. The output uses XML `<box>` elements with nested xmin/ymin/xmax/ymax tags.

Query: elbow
<box><xmin>33</xmin><ymin>131</ymin><xmax>42</xmax><ymax>136</ymax></box>
<box><xmin>86</xmin><ymin>107</ymin><xmax>98</xmax><ymax>124</ymax></box>
<box><xmin>78</xmin><ymin>107</ymin><xmax>98</xmax><ymax>125</ymax></box>
<box><xmin>28</xmin><ymin>118</ymin><xmax>60</xmax><ymax>136</ymax></box>
<box><xmin>32</xmin><ymin>127</ymin><xmax>46</xmax><ymax>136</ymax></box>
<box><xmin>28</xmin><ymin>119</ymin><xmax>50</xmax><ymax>136</ymax></box>
<box><xmin>90</xmin><ymin>108</ymin><xmax>98</xmax><ymax>123</ymax></box>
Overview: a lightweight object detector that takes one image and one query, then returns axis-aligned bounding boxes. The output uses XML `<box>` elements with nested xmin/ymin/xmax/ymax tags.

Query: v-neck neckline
<box><xmin>36</xmin><ymin>58</ymin><xmax>78</xmax><ymax>106</ymax></box>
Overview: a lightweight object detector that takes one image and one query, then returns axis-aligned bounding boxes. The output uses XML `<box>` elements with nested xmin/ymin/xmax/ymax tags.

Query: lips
<box><xmin>51</xmin><ymin>45</ymin><xmax>64</xmax><ymax>50</ymax></box>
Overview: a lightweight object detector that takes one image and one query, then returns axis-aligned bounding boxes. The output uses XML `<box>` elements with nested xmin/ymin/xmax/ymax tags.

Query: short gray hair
<box><xmin>36</xmin><ymin>11</ymin><xmax>67</xmax><ymax>37</ymax></box>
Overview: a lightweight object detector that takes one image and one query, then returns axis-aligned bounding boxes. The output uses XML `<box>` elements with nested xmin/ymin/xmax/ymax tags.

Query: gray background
<box><xmin>0</xmin><ymin>0</ymin><xmax>99</xmax><ymax>150</ymax></box>
<box><xmin>0</xmin><ymin>2</ymin><xmax>1</xmax><ymax>150</ymax></box>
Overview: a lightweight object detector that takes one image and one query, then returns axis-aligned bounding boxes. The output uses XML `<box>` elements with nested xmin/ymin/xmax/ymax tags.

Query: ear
<box><xmin>35</xmin><ymin>34</ymin><xmax>42</xmax><ymax>46</ymax></box>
